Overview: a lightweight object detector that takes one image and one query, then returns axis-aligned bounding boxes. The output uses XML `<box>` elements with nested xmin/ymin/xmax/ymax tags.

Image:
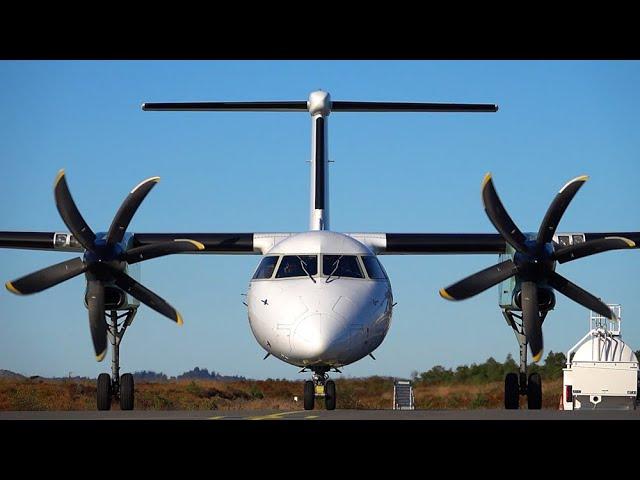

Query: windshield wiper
<box><xmin>297</xmin><ymin>256</ymin><xmax>316</xmax><ymax>284</ymax></box>
<box><xmin>326</xmin><ymin>256</ymin><xmax>342</xmax><ymax>283</ymax></box>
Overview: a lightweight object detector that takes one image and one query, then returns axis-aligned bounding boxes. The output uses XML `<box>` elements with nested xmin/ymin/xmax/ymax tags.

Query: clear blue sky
<box><xmin>0</xmin><ymin>60</ymin><xmax>638</xmax><ymax>380</ymax></box>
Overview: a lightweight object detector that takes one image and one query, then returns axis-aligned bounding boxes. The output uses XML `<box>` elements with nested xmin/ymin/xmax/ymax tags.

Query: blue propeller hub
<box><xmin>83</xmin><ymin>232</ymin><xmax>128</xmax><ymax>269</ymax></box>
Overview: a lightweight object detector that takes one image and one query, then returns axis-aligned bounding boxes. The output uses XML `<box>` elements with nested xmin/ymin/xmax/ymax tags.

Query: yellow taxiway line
<box><xmin>247</xmin><ymin>411</ymin><xmax>304</xmax><ymax>421</ymax></box>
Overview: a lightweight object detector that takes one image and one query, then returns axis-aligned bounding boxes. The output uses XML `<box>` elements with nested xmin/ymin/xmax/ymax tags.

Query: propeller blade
<box><xmin>547</xmin><ymin>270</ymin><xmax>616</xmax><ymax>320</ymax></box>
<box><xmin>105</xmin><ymin>176</ymin><xmax>160</xmax><ymax>247</ymax></box>
<box><xmin>440</xmin><ymin>259</ymin><xmax>518</xmax><ymax>301</ymax></box>
<box><xmin>106</xmin><ymin>266</ymin><xmax>183</xmax><ymax>325</ymax></box>
<box><xmin>124</xmin><ymin>239</ymin><xmax>205</xmax><ymax>264</ymax></box>
<box><xmin>53</xmin><ymin>170</ymin><xmax>96</xmax><ymax>251</ymax></box>
<box><xmin>554</xmin><ymin>236</ymin><xmax>635</xmax><ymax>264</ymax></box>
<box><xmin>537</xmin><ymin>175</ymin><xmax>588</xmax><ymax>246</ymax></box>
<box><xmin>481</xmin><ymin>173</ymin><xmax>528</xmax><ymax>253</ymax></box>
<box><xmin>521</xmin><ymin>281</ymin><xmax>543</xmax><ymax>362</ymax></box>
<box><xmin>5</xmin><ymin>257</ymin><xmax>87</xmax><ymax>295</ymax></box>
<box><xmin>86</xmin><ymin>279</ymin><xmax>108</xmax><ymax>361</ymax></box>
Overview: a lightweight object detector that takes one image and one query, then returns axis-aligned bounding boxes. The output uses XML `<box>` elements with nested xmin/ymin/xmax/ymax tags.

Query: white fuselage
<box><xmin>246</xmin><ymin>231</ymin><xmax>393</xmax><ymax>368</ymax></box>
<box><xmin>248</xmin><ymin>92</ymin><xmax>394</xmax><ymax>369</ymax></box>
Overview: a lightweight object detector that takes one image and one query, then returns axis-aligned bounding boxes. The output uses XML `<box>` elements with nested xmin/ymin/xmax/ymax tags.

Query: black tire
<box><xmin>527</xmin><ymin>373</ymin><xmax>542</xmax><ymax>410</ymax></box>
<box><xmin>303</xmin><ymin>380</ymin><xmax>315</xmax><ymax>410</ymax></box>
<box><xmin>97</xmin><ymin>373</ymin><xmax>112</xmax><ymax>411</ymax></box>
<box><xmin>325</xmin><ymin>380</ymin><xmax>336</xmax><ymax>411</ymax></box>
<box><xmin>504</xmin><ymin>373</ymin><xmax>519</xmax><ymax>410</ymax></box>
<box><xmin>120</xmin><ymin>373</ymin><xmax>135</xmax><ymax>411</ymax></box>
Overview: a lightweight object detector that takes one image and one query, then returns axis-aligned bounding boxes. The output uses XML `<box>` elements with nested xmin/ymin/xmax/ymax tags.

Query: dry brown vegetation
<box><xmin>0</xmin><ymin>377</ymin><xmax>563</xmax><ymax>411</ymax></box>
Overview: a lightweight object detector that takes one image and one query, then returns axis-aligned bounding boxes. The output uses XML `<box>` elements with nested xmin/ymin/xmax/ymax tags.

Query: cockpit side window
<box><xmin>322</xmin><ymin>255</ymin><xmax>364</xmax><ymax>279</ymax></box>
<box><xmin>275</xmin><ymin>255</ymin><xmax>318</xmax><ymax>278</ymax></box>
<box><xmin>361</xmin><ymin>256</ymin><xmax>388</xmax><ymax>280</ymax></box>
<box><xmin>252</xmin><ymin>256</ymin><xmax>279</xmax><ymax>279</ymax></box>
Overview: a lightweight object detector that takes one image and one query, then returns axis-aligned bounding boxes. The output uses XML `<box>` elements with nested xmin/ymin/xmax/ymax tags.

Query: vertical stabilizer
<box><xmin>308</xmin><ymin>91</ymin><xmax>331</xmax><ymax>231</ymax></box>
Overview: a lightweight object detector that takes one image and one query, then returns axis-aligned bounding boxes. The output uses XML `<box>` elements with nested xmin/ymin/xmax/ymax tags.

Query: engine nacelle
<box><xmin>83</xmin><ymin>261</ymin><xmax>141</xmax><ymax>311</ymax></box>
<box><xmin>497</xmin><ymin>242</ymin><xmax>556</xmax><ymax>313</ymax></box>
<box><xmin>513</xmin><ymin>287</ymin><xmax>556</xmax><ymax>313</ymax></box>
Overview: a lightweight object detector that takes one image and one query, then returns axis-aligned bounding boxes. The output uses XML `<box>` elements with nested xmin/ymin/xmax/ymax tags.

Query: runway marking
<box><xmin>305</xmin><ymin>415</ymin><xmax>319</xmax><ymax>419</ymax></box>
<box><xmin>247</xmin><ymin>411</ymin><xmax>302</xmax><ymax>420</ymax></box>
<box><xmin>208</xmin><ymin>416</ymin><xmax>226</xmax><ymax>420</ymax></box>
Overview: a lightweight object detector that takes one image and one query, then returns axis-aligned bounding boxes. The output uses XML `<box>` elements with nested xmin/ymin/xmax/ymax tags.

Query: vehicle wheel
<box><xmin>97</xmin><ymin>373</ymin><xmax>112</xmax><ymax>411</ymax></box>
<box><xmin>504</xmin><ymin>373</ymin><xmax>519</xmax><ymax>409</ymax></box>
<box><xmin>304</xmin><ymin>380</ymin><xmax>315</xmax><ymax>410</ymax></box>
<box><xmin>120</xmin><ymin>373</ymin><xmax>135</xmax><ymax>411</ymax></box>
<box><xmin>527</xmin><ymin>373</ymin><xmax>542</xmax><ymax>410</ymax></box>
<box><xmin>325</xmin><ymin>380</ymin><xmax>336</xmax><ymax>411</ymax></box>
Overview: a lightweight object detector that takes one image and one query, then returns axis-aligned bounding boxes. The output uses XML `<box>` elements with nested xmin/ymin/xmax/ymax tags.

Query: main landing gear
<box><xmin>96</xmin><ymin>308</ymin><xmax>137</xmax><ymax>411</ymax></box>
<box><xmin>303</xmin><ymin>367</ymin><xmax>337</xmax><ymax>411</ymax></box>
<box><xmin>502</xmin><ymin>309</ymin><xmax>544</xmax><ymax>410</ymax></box>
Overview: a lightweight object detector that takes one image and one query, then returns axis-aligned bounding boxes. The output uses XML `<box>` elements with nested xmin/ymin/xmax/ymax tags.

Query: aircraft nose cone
<box><xmin>292</xmin><ymin>313</ymin><xmax>347</xmax><ymax>360</ymax></box>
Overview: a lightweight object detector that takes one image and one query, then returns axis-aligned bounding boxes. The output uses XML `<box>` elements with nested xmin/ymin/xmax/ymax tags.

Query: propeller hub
<box><xmin>85</xmin><ymin>234</ymin><xmax>126</xmax><ymax>263</ymax></box>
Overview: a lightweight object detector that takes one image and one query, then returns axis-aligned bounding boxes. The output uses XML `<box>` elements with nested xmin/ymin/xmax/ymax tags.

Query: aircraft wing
<box><xmin>0</xmin><ymin>231</ymin><xmax>295</xmax><ymax>254</ymax></box>
<box><xmin>2</xmin><ymin>230</ymin><xmax>638</xmax><ymax>256</ymax></box>
<box><xmin>347</xmin><ymin>232</ymin><xmax>640</xmax><ymax>255</ymax></box>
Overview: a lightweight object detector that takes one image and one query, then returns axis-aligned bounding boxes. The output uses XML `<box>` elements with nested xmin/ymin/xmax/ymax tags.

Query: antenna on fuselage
<box><xmin>142</xmin><ymin>92</ymin><xmax>498</xmax><ymax>232</ymax></box>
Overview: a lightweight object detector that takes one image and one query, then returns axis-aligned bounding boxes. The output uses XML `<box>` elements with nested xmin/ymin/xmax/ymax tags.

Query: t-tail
<box><xmin>142</xmin><ymin>91</ymin><xmax>498</xmax><ymax>232</ymax></box>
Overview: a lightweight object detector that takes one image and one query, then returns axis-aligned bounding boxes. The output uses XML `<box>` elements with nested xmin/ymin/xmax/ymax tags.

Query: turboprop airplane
<box><xmin>1</xmin><ymin>91</ymin><xmax>638</xmax><ymax>411</ymax></box>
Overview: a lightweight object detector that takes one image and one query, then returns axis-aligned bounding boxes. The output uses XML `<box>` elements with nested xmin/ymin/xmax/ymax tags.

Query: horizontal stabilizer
<box><xmin>142</xmin><ymin>100</ymin><xmax>498</xmax><ymax>113</ymax></box>
<box><xmin>142</xmin><ymin>101</ymin><xmax>308</xmax><ymax>112</ymax></box>
<box><xmin>331</xmin><ymin>101</ymin><xmax>498</xmax><ymax>112</ymax></box>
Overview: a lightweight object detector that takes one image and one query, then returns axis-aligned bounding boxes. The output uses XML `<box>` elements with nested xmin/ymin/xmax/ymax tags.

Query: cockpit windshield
<box><xmin>361</xmin><ymin>256</ymin><xmax>388</xmax><ymax>280</ymax></box>
<box><xmin>322</xmin><ymin>255</ymin><xmax>363</xmax><ymax>279</ymax></box>
<box><xmin>275</xmin><ymin>255</ymin><xmax>318</xmax><ymax>279</ymax></box>
<box><xmin>253</xmin><ymin>254</ymin><xmax>387</xmax><ymax>281</ymax></box>
<box><xmin>252</xmin><ymin>256</ymin><xmax>279</xmax><ymax>279</ymax></box>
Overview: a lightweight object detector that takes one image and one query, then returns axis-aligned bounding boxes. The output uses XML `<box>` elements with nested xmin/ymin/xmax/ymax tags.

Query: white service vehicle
<box><xmin>562</xmin><ymin>305</ymin><xmax>638</xmax><ymax>410</ymax></box>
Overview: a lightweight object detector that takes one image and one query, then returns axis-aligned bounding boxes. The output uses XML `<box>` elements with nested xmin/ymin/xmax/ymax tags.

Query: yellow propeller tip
<box><xmin>54</xmin><ymin>169</ymin><xmax>66</xmax><ymax>187</ymax></box>
<box><xmin>439</xmin><ymin>288</ymin><xmax>455</xmax><ymax>301</ymax></box>
<box><xmin>532</xmin><ymin>351</ymin><xmax>543</xmax><ymax>363</ymax></box>
<box><xmin>5</xmin><ymin>281</ymin><xmax>22</xmax><ymax>295</ymax></box>
<box><xmin>481</xmin><ymin>172</ymin><xmax>492</xmax><ymax>190</ymax></box>
<box><xmin>605</xmin><ymin>236</ymin><xmax>636</xmax><ymax>248</ymax></box>
<box><xmin>560</xmin><ymin>175</ymin><xmax>589</xmax><ymax>193</ymax></box>
<box><xmin>96</xmin><ymin>349</ymin><xmax>107</xmax><ymax>362</ymax></box>
<box><xmin>177</xmin><ymin>239</ymin><xmax>205</xmax><ymax>250</ymax></box>
<box><xmin>131</xmin><ymin>176</ymin><xmax>161</xmax><ymax>194</ymax></box>
<box><xmin>176</xmin><ymin>313</ymin><xmax>184</xmax><ymax>326</ymax></box>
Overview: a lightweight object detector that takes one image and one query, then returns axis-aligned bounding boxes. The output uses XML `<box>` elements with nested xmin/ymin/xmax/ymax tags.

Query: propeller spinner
<box><xmin>5</xmin><ymin>170</ymin><xmax>204</xmax><ymax>361</ymax></box>
<box><xmin>439</xmin><ymin>174</ymin><xmax>635</xmax><ymax>362</ymax></box>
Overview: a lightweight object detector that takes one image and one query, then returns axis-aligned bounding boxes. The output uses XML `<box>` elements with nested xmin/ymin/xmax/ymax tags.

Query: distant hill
<box><xmin>0</xmin><ymin>370</ymin><xmax>26</xmax><ymax>380</ymax></box>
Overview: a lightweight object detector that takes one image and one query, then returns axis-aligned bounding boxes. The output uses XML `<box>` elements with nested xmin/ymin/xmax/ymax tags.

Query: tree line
<box><xmin>411</xmin><ymin>351</ymin><xmax>568</xmax><ymax>385</ymax></box>
<box><xmin>132</xmin><ymin>367</ymin><xmax>246</xmax><ymax>382</ymax></box>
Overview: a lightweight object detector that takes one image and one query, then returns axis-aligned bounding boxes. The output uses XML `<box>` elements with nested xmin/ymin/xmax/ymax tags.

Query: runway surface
<box><xmin>2</xmin><ymin>409</ymin><xmax>639</xmax><ymax>420</ymax></box>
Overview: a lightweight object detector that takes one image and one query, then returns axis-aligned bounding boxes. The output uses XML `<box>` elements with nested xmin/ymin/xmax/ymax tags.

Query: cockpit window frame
<box><xmin>251</xmin><ymin>255</ymin><xmax>282</xmax><ymax>280</ymax></box>
<box><xmin>321</xmin><ymin>254</ymin><xmax>365</xmax><ymax>280</ymax></box>
<box><xmin>274</xmin><ymin>254</ymin><xmax>319</xmax><ymax>280</ymax></box>
<box><xmin>360</xmin><ymin>255</ymin><xmax>389</xmax><ymax>281</ymax></box>
<box><xmin>251</xmin><ymin>254</ymin><xmax>389</xmax><ymax>282</ymax></box>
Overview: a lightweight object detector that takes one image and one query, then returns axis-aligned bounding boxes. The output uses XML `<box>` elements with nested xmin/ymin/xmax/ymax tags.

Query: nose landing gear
<box><xmin>303</xmin><ymin>368</ymin><xmax>337</xmax><ymax>410</ymax></box>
